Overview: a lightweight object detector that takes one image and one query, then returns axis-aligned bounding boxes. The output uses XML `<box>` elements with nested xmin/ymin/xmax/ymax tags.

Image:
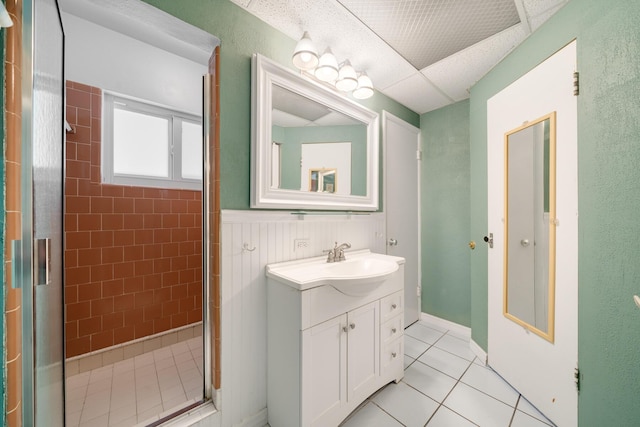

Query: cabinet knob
<box><xmin>391</xmin><ymin>328</ymin><xmax>397</xmax><ymax>334</ymax></box>
<box><xmin>350</xmin><ymin>323</ymin><xmax>356</xmax><ymax>330</ymax></box>
<box><xmin>342</xmin><ymin>326</ymin><xmax>348</xmax><ymax>333</ymax></box>
<box><xmin>391</xmin><ymin>352</ymin><xmax>397</xmax><ymax>358</ymax></box>
<box><xmin>391</xmin><ymin>303</ymin><xmax>397</xmax><ymax>310</ymax></box>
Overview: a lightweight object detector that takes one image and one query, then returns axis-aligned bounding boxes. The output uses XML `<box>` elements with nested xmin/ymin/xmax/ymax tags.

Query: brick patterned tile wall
<box><xmin>65</xmin><ymin>81</ymin><xmax>203</xmax><ymax>358</ymax></box>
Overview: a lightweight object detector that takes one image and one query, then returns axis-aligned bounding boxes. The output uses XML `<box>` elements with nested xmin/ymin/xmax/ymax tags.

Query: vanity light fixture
<box><xmin>335</xmin><ymin>60</ymin><xmax>358</xmax><ymax>92</ymax></box>
<box><xmin>314</xmin><ymin>47</ymin><xmax>339</xmax><ymax>82</ymax></box>
<box><xmin>292</xmin><ymin>31</ymin><xmax>374</xmax><ymax>99</ymax></box>
<box><xmin>352</xmin><ymin>72</ymin><xmax>374</xmax><ymax>99</ymax></box>
<box><xmin>0</xmin><ymin>2</ymin><xmax>14</xmax><ymax>28</ymax></box>
<box><xmin>292</xmin><ymin>31</ymin><xmax>318</xmax><ymax>70</ymax></box>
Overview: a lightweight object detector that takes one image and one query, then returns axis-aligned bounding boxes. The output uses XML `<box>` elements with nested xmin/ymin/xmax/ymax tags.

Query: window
<box><xmin>103</xmin><ymin>93</ymin><xmax>202</xmax><ymax>190</ymax></box>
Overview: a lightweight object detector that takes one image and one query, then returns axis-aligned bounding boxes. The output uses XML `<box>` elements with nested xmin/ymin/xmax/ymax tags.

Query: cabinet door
<box><xmin>302</xmin><ymin>314</ymin><xmax>347</xmax><ymax>427</ymax></box>
<box><xmin>347</xmin><ymin>301</ymin><xmax>380</xmax><ymax>403</ymax></box>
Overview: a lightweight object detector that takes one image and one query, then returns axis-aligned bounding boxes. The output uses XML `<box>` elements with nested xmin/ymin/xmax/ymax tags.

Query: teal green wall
<box><xmin>142</xmin><ymin>0</ymin><xmax>418</xmax><ymax>210</ymax></box>
<box><xmin>277</xmin><ymin>124</ymin><xmax>367</xmax><ymax>195</ymax></box>
<box><xmin>420</xmin><ymin>99</ymin><xmax>470</xmax><ymax>326</ymax></box>
<box><xmin>470</xmin><ymin>0</ymin><xmax>640</xmax><ymax>424</ymax></box>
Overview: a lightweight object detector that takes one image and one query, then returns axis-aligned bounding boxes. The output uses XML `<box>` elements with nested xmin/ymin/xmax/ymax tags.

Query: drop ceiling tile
<box><xmin>381</xmin><ymin>72</ymin><xmax>452</xmax><ymax>114</ymax></box>
<box><xmin>422</xmin><ymin>25</ymin><xmax>528</xmax><ymax>101</ymax></box>
<box><xmin>338</xmin><ymin>0</ymin><xmax>520</xmax><ymax>69</ymax></box>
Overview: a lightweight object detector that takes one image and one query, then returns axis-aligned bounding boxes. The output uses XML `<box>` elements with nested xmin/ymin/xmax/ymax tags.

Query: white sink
<box><xmin>266</xmin><ymin>250</ymin><xmax>402</xmax><ymax>296</ymax></box>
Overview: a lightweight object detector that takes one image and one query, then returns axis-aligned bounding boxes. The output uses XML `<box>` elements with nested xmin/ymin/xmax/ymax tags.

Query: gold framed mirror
<box><xmin>504</xmin><ymin>112</ymin><xmax>556</xmax><ymax>342</ymax></box>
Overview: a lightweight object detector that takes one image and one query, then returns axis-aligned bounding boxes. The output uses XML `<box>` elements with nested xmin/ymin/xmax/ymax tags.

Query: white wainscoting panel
<box><xmin>219</xmin><ymin>210</ymin><xmax>386</xmax><ymax>426</ymax></box>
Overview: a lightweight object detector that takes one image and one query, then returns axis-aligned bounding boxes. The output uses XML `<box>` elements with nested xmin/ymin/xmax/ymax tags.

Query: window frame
<box><xmin>102</xmin><ymin>92</ymin><xmax>203</xmax><ymax>190</ymax></box>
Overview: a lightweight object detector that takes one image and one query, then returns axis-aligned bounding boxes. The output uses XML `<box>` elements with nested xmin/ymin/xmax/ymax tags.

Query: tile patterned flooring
<box><xmin>65</xmin><ymin>337</ymin><xmax>204</xmax><ymax>427</ymax></box>
<box><xmin>66</xmin><ymin>319</ymin><xmax>555</xmax><ymax>427</ymax></box>
<box><xmin>340</xmin><ymin>320</ymin><xmax>556</xmax><ymax>427</ymax></box>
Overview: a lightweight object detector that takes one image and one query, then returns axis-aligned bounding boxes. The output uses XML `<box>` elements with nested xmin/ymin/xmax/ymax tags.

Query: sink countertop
<box><xmin>266</xmin><ymin>249</ymin><xmax>405</xmax><ymax>292</ymax></box>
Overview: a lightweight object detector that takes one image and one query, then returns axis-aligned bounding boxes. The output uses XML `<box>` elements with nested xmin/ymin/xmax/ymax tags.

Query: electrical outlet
<box><xmin>294</xmin><ymin>238</ymin><xmax>310</xmax><ymax>251</ymax></box>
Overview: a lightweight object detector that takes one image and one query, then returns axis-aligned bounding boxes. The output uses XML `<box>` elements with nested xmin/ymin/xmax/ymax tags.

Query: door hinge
<box><xmin>416</xmin><ymin>150</ymin><xmax>422</xmax><ymax>160</ymax></box>
<box><xmin>573</xmin><ymin>71</ymin><xmax>579</xmax><ymax>96</ymax></box>
<box><xmin>416</xmin><ymin>286</ymin><xmax>421</xmax><ymax>297</ymax></box>
<box><xmin>574</xmin><ymin>366</ymin><xmax>581</xmax><ymax>392</ymax></box>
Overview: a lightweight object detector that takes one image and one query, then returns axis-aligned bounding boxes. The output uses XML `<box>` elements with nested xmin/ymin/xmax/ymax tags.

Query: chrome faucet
<box><xmin>326</xmin><ymin>242</ymin><xmax>351</xmax><ymax>263</ymax></box>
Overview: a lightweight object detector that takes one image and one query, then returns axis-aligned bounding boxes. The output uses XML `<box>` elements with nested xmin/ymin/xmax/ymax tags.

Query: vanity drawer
<box><xmin>381</xmin><ymin>337</ymin><xmax>404</xmax><ymax>378</ymax></box>
<box><xmin>380</xmin><ymin>291</ymin><xmax>403</xmax><ymax>323</ymax></box>
<box><xmin>381</xmin><ymin>314</ymin><xmax>403</xmax><ymax>346</ymax></box>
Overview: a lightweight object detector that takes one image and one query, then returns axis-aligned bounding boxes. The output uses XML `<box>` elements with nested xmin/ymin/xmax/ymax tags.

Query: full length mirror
<box><xmin>251</xmin><ymin>53</ymin><xmax>379</xmax><ymax>210</ymax></box>
<box><xmin>504</xmin><ymin>112</ymin><xmax>556</xmax><ymax>342</ymax></box>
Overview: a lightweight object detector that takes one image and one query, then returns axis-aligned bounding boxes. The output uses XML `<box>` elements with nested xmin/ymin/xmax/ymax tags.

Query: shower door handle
<box><xmin>34</xmin><ymin>238</ymin><xmax>52</xmax><ymax>286</ymax></box>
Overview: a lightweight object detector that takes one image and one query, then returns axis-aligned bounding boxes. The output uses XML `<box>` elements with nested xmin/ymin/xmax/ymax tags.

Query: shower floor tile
<box><xmin>66</xmin><ymin>336</ymin><xmax>204</xmax><ymax>427</ymax></box>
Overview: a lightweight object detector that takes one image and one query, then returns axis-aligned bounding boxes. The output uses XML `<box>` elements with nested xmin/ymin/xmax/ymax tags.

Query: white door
<box><xmin>487</xmin><ymin>41</ymin><xmax>578</xmax><ymax>426</ymax></box>
<box><xmin>384</xmin><ymin>112</ymin><xmax>421</xmax><ymax>327</ymax></box>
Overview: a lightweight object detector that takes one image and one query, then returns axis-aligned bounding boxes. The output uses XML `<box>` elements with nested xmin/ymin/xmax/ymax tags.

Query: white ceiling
<box><xmin>231</xmin><ymin>0</ymin><xmax>569</xmax><ymax>114</ymax></box>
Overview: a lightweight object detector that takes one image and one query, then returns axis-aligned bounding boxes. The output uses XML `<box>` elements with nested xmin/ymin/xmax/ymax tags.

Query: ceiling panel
<box><xmin>337</xmin><ymin>0</ymin><xmax>520</xmax><ymax>69</ymax></box>
<box><xmin>382</xmin><ymin>73</ymin><xmax>452</xmax><ymax>114</ymax></box>
<box><xmin>422</xmin><ymin>25</ymin><xmax>528</xmax><ymax>102</ymax></box>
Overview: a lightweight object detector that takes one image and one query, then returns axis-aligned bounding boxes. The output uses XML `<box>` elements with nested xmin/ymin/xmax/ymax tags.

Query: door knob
<box><xmin>388</xmin><ymin>238</ymin><xmax>398</xmax><ymax>246</ymax></box>
<box><xmin>520</xmin><ymin>239</ymin><xmax>530</xmax><ymax>247</ymax></box>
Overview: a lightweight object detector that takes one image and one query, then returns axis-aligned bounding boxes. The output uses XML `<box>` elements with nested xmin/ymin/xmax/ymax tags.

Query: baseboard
<box><xmin>470</xmin><ymin>339</ymin><xmax>488</xmax><ymax>365</ymax></box>
<box><xmin>419</xmin><ymin>312</ymin><xmax>471</xmax><ymax>339</ymax></box>
<box><xmin>234</xmin><ymin>408</ymin><xmax>268</xmax><ymax>427</ymax></box>
<box><xmin>66</xmin><ymin>322</ymin><xmax>203</xmax><ymax>377</ymax></box>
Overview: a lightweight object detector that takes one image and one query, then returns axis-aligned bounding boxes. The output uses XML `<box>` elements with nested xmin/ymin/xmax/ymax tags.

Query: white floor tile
<box><xmin>108</xmin><ymin>402</ymin><xmax>137</xmax><ymax>425</ymax></box>
<box><xmin>340</xmin><ymin>402</ymin><xmax>402</xmax><ymax>427</ymax></box>
<box><xmin>517</xmin><ymin>396</ymin><xmax>554</xmax><ymax>425</ymax></box>
<box><xmin>418</xmin><ymin>346</ymin><xmax>472</xmax><ymax>380</ymax></box>
<box><xmin>427</xmin><ymin>405</ymin><xmax>476</xmax><ymax>426</ymax></box>
<box><xmin>79</xmin><ymin>413</ymin><xmax>109</xmax><ymax>427</ymax></box>
<box><xmin>156</xmin><ymin>355</ymin><xmax>177</xmax><ymax>371</ymax></box>
<box><xmin>112</xmin><ymin>358</ymin><xmax>135</xmax><ymax>375</ymax></box>
<box><xmin>80</xmin><ymin>389</ymin><xmax>111</xmax><ymax>423</ymax></box>
<box><xmin>405</xmin><ymin>323</ymin><xmax>445</xmax><ymax>345</ymax></box>
<box><xmin>433</xmin><ymin>334</ymin><xmax>476</xmax><ymax>361</ymax></box>
<box><xmin>511</xmin><ymin>410</ymin><xmax>555</xmax><ymax>427</ymax></box>
<box><xmin>67</xmin><ymin>337</ymin><xmax>203</xmax><ymax>427</ymax></box>
<box><xmin>372</xmin><ymin>382</ymin><xmax>439</xmax><ymax>427</ymax></box>
<box><xmin>404</xmin><ymin>335</ymin><xmax>431</xmax><ymax>359</ymax></box>
<box><xmin>67</xmin><ymin>371</ymin><xmax>91</xmax><ymax>389</ymax></box>
<box><xmin>403</xmin><ymin>361</ymin><xmax>458</xmax><ymax>403</ymax></box>
<box><xmin>403</xmin><ymin>355</ymin><xmax>415</xmax><ymax>369</ymax></box>
<box><xmin>444</xmin><ymin>382</ymin><xmax>514</xmax><ymax>426</ymax></box>
<box><xmin>66</xmin><ymin>409</ymin><xmax>82</xmax><ymax>427</ymax></box>
<box><xmin>460</xmin><ymin>363</ymin><xmax>519</xmax><ymax>407</ymax></box>
<box><xmin>86</xmin><ymin>377</ymin><xmax>112</xmax><ymax>396</ymax></box>
<box><xmin>109</xmin><ymin>415</ymin><xmax>138</xmax><ymax>427</ymax></box>
<box><xmin>134</xmin><ymin>352</ymin><xmax>155</xmax><ymax>368</ymax></box>
<box><xmin>153</xmin><ymin>346</ymin><xmax>174</xmax><ymax>361</ymax></box>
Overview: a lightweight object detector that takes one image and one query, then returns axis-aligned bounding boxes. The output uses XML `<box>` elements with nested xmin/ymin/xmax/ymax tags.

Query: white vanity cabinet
<box><xmin>266</xmin><ymin>251</ymin><xmax>405</xmax><ymax>427</ymax></box>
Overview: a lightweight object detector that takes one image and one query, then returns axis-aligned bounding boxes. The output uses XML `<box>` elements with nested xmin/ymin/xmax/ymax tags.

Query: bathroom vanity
<box><xmin>266</xmin><ymin>250</ymin><xmax>405</xmax><ymax>427</ymax></box>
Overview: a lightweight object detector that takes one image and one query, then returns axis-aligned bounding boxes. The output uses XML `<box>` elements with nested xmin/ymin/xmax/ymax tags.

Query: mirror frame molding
<box><xmin>503</xmin><ymin>111</ymin><xmax>557</xmax><ymax>343</ymax></box>
<box><xmin>251</xmin><ymin>53</ymin><xmax>379</xmax><ymax>210</ymax></box>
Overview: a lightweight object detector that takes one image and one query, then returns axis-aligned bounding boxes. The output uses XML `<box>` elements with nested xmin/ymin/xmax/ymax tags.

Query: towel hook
<box><xmin>242</xmin><ymin>243</ymin><xmax>256</xmax><ymax>252</ymax></box>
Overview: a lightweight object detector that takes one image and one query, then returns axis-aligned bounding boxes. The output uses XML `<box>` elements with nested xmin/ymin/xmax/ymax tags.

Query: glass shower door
<box><xmin>21</xmin><ymin>0</ymin><xmax>65</xmax><ymax>424</ymax></box>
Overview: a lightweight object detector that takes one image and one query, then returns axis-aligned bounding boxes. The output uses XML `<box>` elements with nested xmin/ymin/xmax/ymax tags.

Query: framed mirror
<box><xmin>504</xmin><ymin>112</ymin><xmax>556</xmax><ymax>342</ymax></box>
<box><xmin>251</xmin><ymin>53</ymin><xmax>379</xmax><ymax>210</ymax></box>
